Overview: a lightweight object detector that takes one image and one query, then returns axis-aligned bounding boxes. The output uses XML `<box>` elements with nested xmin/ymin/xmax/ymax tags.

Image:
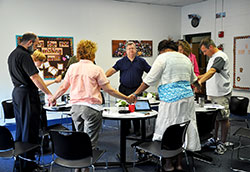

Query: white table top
<box><xmin>43</xmin><ymin>104</ymin><xmax>157</xmax><ymax>119</ymax></box>
<box><xmin>195</xmin><ymin>103</ymin><xmax>224</xmax><ymax>112</ymax></box>
<box><xmin>137</xmin><ymin>97</ymin><xmax>160</xmax><ymax>105</ymax></box>
<box><xmin>43</xmin><ymin>102</ymin><xmax>71</xmax><ymax>111</ymax></box>
<box><xmin>43</xmin><ymin>102</ymin><xmax>223</xmax><ymax>116</ymax></box>
<box><xmin>103</xmin><ymin>107</ymin><xmax>158</xmax><ymax>119</ymax></box>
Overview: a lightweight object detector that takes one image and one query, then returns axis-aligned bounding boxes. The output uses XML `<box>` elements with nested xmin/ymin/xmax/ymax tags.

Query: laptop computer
<box><xmin>135</xmin><ymin>100</ymin><xmax>152</xmax><ymax>111</ymax></box>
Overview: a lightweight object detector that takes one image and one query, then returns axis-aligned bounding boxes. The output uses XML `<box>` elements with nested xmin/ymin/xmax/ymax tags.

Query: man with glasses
<box><xmin>8</xmin><ymin>32</ymin><xmax>54</xmax><ymax>171</ymax></box>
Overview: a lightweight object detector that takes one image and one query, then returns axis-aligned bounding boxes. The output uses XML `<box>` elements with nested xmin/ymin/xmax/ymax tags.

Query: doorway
<box><xmin>184</xmin><ymin>32</ymin><xmax>211</xmax><ymax>96</ymax></box>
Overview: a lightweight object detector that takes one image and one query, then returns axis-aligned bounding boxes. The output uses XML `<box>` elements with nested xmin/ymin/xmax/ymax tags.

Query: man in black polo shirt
<box><xmin>106</xmin><ymin>42</ymin><xmax>151</xmax><ymax>136</ymax></box>
<box><xmin>8</xmin><ymin>32</ymin><xmax>54</xmax><ymax>171</ymax></box>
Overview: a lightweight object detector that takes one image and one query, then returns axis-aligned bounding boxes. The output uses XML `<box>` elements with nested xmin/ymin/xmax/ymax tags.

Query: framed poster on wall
<box><xmin>233</xmin><ymin>35</ymin><xmax>250</xmax><ymax>90</ymax></box>
<box><xmin>16</xmin><ymin>35</ymin><xmax>74</xmax><ymax>80</ymax></box>
<box><xmin>112</xmin><ymin>40</ymin><xmax>152</xmax><ymax>58</ymax></box>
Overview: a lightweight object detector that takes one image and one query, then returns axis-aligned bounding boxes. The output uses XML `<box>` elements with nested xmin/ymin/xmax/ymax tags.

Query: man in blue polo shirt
<box><xmin>106</xmin><ymin>42</ymin><xmax>151</xmax><ymax>136</ymax></box>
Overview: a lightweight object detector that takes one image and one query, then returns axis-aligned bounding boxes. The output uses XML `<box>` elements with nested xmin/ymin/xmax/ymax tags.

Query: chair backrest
<box><xmin>101</xmin><ymin>91</ymin><xmax>105</xmax><ymax>105</ymax></box>
<box><xmin>49</xmin><ymin>130</ymin><xmax>92</xmax><ymax>160</ymax></box>
<box><xmin>0</xmin><ymin>126</ymin><xmax>14</xmax><ymax>150</ymax></box>
<box><xmin>1</xmin><ymin>99</ymin><xmax>15</xmax><ymax>119</ymax></box>
<box><xmin>196</xmin><ymin>111</ymin><xmax>217</xmax><ymax>140</ymax></box>
<box><xmin>230</xmin><ymin>96</ymin><xmax>249</xmax><ymax>116</ymax></box>
<box><xmin>61</xmin><ymin>94</ymin><xmax>70</xmax><ymax>103</ymax></box>
<box><xmin>161</xmin><ymin>120</ymin><xmax>190</xmax><ymax>150</ymax></box>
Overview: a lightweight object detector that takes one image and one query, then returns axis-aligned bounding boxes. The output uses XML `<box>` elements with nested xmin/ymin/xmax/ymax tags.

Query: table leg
<box><xmin>141</xmin><ymin>119</ymin><xmax>146</xmax><ymax>140</ymax></box>
<box><xmin>120</xmin><ymin>119</ymin><xmax>126</xmax><ymax>164</ymax></box>
<box><xmin>120</xmin><ymin>119</ymin><xmax>148</xmax><ymax>156</ymax></box>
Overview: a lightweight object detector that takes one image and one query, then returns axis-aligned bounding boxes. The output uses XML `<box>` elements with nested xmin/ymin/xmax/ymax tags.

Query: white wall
<box><xmin>181</xmin><ymin>0</ymin><xmax>250</xmax><ymax>112</ymax></box>
<box><xmin>0</xmin><ymin>0</ymin><xmax>181</xmax><ymax>119</ymax></box>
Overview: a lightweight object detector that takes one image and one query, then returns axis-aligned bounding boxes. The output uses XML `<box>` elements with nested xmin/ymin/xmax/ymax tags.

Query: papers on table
<box><xmin>204</xmin><ymin>104</ymin><xmax>224</xmax><ymax>110</ymax></box>
<box><xmin>195</xmin><ymin>103</ymin><xmax>224</xmax><ymax>112</ymax></box>
<box><xmin>137</xmin><ymin>97</ymin><xmax>160</xmax><ymax>105</ymax></box>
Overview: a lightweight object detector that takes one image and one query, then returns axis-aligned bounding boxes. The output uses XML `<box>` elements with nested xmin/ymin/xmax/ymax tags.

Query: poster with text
<box><xmin>16</xmin><ymin>35</ymin><xmax>74</xmax><ymax>80</ymax></box>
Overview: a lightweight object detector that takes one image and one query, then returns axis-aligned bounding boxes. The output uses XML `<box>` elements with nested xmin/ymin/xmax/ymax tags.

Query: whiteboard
<box><xmin>233</xmin><ymin>35</ymin><xmax>250</xmax><ymax>90</ymax></box>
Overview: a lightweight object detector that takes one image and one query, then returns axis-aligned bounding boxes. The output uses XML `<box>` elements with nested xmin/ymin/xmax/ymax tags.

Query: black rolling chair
<box><xmin>1</xmin><ymin>99</ymin><xmax>15</xmax><ymax>122</ymax></box>
<box><xmin>191</xmin><ymin>111</ymin><xmax>218</xmax><ymax>165</ymax></box>
<box><xmin>0</xmin><ymin>126</ymin><xmax>40</xmax><ymax>172</ymax></box>
<box><xmin>133</xmin><ymin>121</ymin><xmax>194</xmax><ymax>172</ymax></box>
<box><xmin>49</xmin><ymin>130</ymin><xmax>106</xmax><ymax>172</ymax></box>
<box><xmin>230</xmin><ymin>96</ymin><xmax>250</xmax><ymax>128</ymax></box>
<box><xmin>196</xmin><ymin>111</ymin><xmax>217</xmax><ymax>142</ymax></box>
<box><xmin>61</xmin><ymin>93</ymin><xmax>70</xmax><ymax>103</ymax></box>
<box><xmin>38</xmin><ymin>92</ymin><xmax>69</xmax><ymax>167</ymax></box>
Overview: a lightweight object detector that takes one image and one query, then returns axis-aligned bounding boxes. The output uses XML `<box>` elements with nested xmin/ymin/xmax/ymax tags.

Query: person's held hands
<box><xmin>47</xmin><ymin>94</ymin><xmax>56</xmax><ymax>106</ymax></box>
<box><xmin>55</xmin><ymin>75</ymin><xmax>62</xmax><ymax>83</ymax></box>
<box><xmin>193</xmin><ymin>80</ymin><xmax>202</xmax><ymax>93</ymax></box>
<box><xmin>127</xmin><ymin>94</ymin><xmax>137</xmax><ymax>104</ymax></box>
<box><xmin>194</xmin><ymin>86</ymin><xmax>201</xmax><ymax>93</ymax></box>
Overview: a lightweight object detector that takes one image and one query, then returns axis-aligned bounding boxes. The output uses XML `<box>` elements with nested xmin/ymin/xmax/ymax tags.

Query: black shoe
<box><xmin>32</xmin><ymin>166</ymin><xmax>48</xmax><ymax>172</ymax></box>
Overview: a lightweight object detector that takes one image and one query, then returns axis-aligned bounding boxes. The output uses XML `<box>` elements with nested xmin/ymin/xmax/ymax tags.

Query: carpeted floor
<box><xmin>1</xmin><ymin>118</ymin><xmax>250</xmax><ymax>172</ymax></box>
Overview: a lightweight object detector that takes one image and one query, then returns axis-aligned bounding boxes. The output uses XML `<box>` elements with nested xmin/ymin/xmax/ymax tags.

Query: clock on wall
<box><xmin>191</xmin><ymin>16</ymin><xmax>200</xmax><ymax>28</ymax></box>
<box><xmin>188</xmin><ymin>14</ymin><xmax>201</xmax><ymax>28</ymax></box>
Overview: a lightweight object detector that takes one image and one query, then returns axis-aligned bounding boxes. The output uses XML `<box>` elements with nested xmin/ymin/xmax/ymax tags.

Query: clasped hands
<box><xmin>126</xmin><ymin>94</ymin><xmax>137</xmax><ymax>104</ymax></box>
<box><xmin>47</xmin><ymin>94</ymin><xmax>56</xmax><ymax>107</ymax></box>
<box><xmin>193</xmin><ymin>78</ymin><xmax>203</xmax><ymax>93</ymax></box>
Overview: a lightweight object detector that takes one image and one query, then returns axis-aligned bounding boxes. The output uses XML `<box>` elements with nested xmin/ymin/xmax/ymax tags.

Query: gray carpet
<box><xmin>1</xmin><ymin>119</ymin><xmax>250</xmax><ymax>172</ymax></box>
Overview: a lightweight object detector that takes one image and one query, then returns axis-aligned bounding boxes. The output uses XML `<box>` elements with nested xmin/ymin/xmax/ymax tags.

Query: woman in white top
<box><xmin>134</xmin><ymin>39</ymin><xmax>201</xmax><ymax>171</ymax></box>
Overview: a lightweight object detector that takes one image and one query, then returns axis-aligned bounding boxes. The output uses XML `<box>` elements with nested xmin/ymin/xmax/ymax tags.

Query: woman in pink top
<box><xmin>178</xmin><ymin>40</ymin><xmax>200</xmax><ymax>76</ymax></box>
<box><xmin>49</xmin><ymin>40</ymin><xmax>135</xmax><ymax>172</ymax></box>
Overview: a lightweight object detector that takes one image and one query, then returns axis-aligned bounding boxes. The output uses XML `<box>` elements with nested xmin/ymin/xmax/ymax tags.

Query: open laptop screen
<box><xmin>135</xmin><ymin>100</ymin><xmax>151</xmax><ymax>111</ymax></box>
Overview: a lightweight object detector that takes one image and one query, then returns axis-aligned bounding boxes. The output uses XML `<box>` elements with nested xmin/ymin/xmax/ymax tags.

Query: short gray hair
<box><xmin>200</xmin><ymin>37</ymin><xmax>216</xmax><ymax>49</ymax></box>
<box><xmin>126</xmin><ymin>41</ymin><xmax>136</xmax><ymax>48</ymax></box>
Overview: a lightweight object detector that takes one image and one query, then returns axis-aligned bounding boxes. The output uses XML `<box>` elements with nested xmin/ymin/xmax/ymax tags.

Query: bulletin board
<box><xmin>16</xmin><ymin>35</ymin><xmax>74</xmax><ymax>79</ymax></box>
<box><xmin>233</xmin><ymin>35</ymin><xmax>250</xmax><ymax>90</ymax></box>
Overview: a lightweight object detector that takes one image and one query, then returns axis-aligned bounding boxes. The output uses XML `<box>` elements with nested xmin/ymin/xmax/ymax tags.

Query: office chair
<box><xmin>190</xmin><ymin>111</ymin><xmax>218</xmax><ymax>165</ymax></box>
<box><xmin>231</xmin><ymin>127</ymin><xmax>250</xmax><ymax>172</ymax></box>
<box><xmin>61</xmin><ymin>93</ymin><xmax>70</xmax><ymax>103</ymax></box>
<box><xmin>1</xmin><ymin>99</ymin><xmax>15</xmax><ymax>122</ymax></box>
<box><xmin>39</xmin><ymin>92</ymin><xmax>69</xmax><ymax>167</ymax></box>
<box><xmin>0</xmin><ymin>126</ymin><xmax>40</xmax><ymax>172</ymax></box>
<box><xmin>101</xmin><ymin>91</ymin><xmax>120</xmax><ymax>131</ymax></box>
<box><xmin>196</xmin><ymin>111</ymin><xmax>217</xmax><ymax>142</ymax></box>
<box><xmin>49</xmin><ymin>130</ymin><xmax>106</xmax><ymax>172</ymax></box>
<box><xmin>133</xmin><ymin>121</ymin><xmax>194</xmax><ymax>172</ymax></box>
<box><xmin>230</xmin><ymin>96</ymin><xmax>250</xmax><ymax>128</ymax></box>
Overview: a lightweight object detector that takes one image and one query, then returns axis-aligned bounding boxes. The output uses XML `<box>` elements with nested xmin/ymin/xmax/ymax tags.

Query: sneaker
<box><xmin>215</xmin><ymin>142</ymin><xmax>227</xmax><ymax>155</ymax></box>
<box><xmin>202</xmin><ymin>137</ymin><xmax>218</xmax><ymax>149</ymax></box>
<box><xmin>136</xmin><ymin>149</ymin><xmax>148</xmax><ymax>161</ymax></box>
<box><xmin>224</xmin><ymin>141</ymin><xmax>234</xmax><ymax>147</ymax></box>
<box><xmin>32</xmin><ymin>166</ymin><xmax>48</xmax><ymax>172</ymax></box>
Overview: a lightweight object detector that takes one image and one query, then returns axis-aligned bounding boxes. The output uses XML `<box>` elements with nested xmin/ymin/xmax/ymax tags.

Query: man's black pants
<box><xmin>12</xmin><ymin>87</ymin><xmax>41</xmax><ymax>172</ymax></box>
